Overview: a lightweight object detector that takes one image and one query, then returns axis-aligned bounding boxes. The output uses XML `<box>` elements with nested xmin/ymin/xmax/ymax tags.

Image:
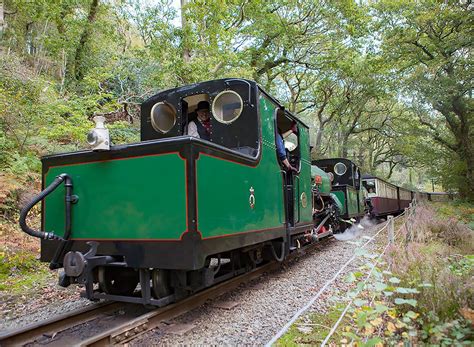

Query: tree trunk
<box><xmin>0</xmin><ymin>2</ymin><xmax>5</xmax><ymax>34</ymax></box>
<box><xmin>314</xmin><ymin>127</ymin><xmax>324</xmax><ymax>156</ymax></box>
<box><xmin>71</xmin><ymin>0</ymin><xmax>100</xmax><ymax>81</ymax></box>
<box><xmin>456</xmin><ymin>133</ymin><xmax>474</xmax><ymax>201</ymax></box>
<box><xmin>341</xmin><ymin>134</ymin><xmax>349</xmax><ymax>158</ymax></box>
<box><xmin>181</xmin><ymin>0</ymin><xmax>191</xmax><ymax>63</ymax></box>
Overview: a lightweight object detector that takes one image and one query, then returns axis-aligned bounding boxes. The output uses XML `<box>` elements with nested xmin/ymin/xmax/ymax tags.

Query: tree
<box><xmin>375</xmin><ymin>0</ymin><xmax>474</xmax><ymax>200</ymax></box>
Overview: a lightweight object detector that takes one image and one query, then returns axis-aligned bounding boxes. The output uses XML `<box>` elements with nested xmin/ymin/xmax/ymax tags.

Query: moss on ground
<box><xmin>0</xmin><ymin>251</ymin><xmax>54</xmax><ymax>293</ymax></box>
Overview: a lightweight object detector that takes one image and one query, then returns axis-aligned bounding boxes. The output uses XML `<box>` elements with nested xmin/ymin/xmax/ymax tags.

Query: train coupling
<box><xmin>59</xmin><ymin>241</ymin><xmax>114</xmax><ymax>288</ymax></box>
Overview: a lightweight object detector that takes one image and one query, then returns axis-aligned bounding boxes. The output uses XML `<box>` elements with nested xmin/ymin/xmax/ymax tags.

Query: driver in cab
<box><xmin>187</xmin><ymin>101</ymin><xmax>211</xmax><ymax>141</ymax></box>
<box><xmin>277</xmin><ymin>122</ymin><xmax>298</xmax><ymax>172</ymax></box>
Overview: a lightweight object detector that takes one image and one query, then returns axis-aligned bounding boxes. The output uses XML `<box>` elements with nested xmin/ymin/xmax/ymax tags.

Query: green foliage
<box><xmin>280</xmin><ymin>204</ymin><xmax>474</xmax><ymax>345</ymax></box>
<box><xmin>374</xmin><ymin>0</ymin><xmax>474</xmax><ymax>200</ymax></box>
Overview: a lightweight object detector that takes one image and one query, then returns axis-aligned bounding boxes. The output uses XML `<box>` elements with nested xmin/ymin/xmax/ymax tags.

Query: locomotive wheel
<box><xmin>98</xmin><ymin>266</ymin><xmax>139</xmax><ymax>296</ymax></box>
<box><xmin>152</xmin><ymin>269</ymin><xmax>173</xmax><ymax>299</ymax></box>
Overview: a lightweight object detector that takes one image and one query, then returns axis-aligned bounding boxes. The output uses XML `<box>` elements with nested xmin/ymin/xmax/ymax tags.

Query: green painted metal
<box><xmin>196</xmin><ymin>93</ymin><xmax>313</xmax><ymax>238</ymax></box>
<box><xmin>346</xmin><ymin>186</ymin><xmax>360</xmax><ymax>217</ymax></box>
<box><xmin>44</xmin><ymin>153</ymin><xmax>187</xmax><ymax>240</ymax></box>
<box><xmin>311</xmin><ymin>165</ymin><xmax>331</xmax><ymax>194</ymax></box>
<box><xmin>332</xmin><ymin>191</ymin><xmax>346</xmax><ymax>215</ymax></box>
<box><xmin>329</xmin><ymin>193</ymin><xmax>343</xmax><ymax>211</ymax></box>
<box><xmin>296</xmin><ymin>127</ymin><xmax>313</xmax><ymax>224</ymax></box>
<box><xmin>358</xmin><ymin>189</ymin><xmax>366</xmax><ymax>213</ymax></box>
<box><xmin>196</xmin><ymin>94</ymin><xmax>287</xmax><ymax>238</ymax></box>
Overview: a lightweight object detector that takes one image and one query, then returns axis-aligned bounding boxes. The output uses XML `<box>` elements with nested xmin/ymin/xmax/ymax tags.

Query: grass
<box><xmin>0</xmin><ymin>211</ymin><xmax>55</xmax><ymax>295</ymax></box>
<box><xmin>433</xmin><ymin>200</ymin><xmax>474</xmax><ymax>230</ymax></box>
<box><xmin>278</xmin><ymin>304</ymin><xmax>349</xmax><ymax>346</ymax></box>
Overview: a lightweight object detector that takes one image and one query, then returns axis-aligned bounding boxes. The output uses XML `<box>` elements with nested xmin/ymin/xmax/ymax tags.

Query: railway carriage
<box><xmin>20</xmin><ymin>79</ymin><xmax>340</xmax><ymax>306</ymax></box>
<box><xmin>362</xmin><ymin>174</ymin><xmax>401</xmax><ymax>217</ymax></box>
<box><xmin>397</xmin><ymin>186</ymin><xmax>412</xmax><ymax>211</ymax></box>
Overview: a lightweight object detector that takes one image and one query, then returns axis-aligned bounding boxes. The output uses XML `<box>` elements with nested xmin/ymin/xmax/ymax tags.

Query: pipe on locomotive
<box><xmin>19</xmin><ymin>173</ymin><xmax>73</xmax><ymax>241</ymax></box>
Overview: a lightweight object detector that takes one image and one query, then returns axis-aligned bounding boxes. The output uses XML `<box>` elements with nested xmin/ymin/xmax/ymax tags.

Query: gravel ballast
<box><xmin>1</xmin><ymin>222</ymin><xmax>386</xmax><ymax>344</ymax></box>
<box><xmin>132</xmin><ymin>223</ymin><xmax>385</xmax><ymax>345</ymax></box>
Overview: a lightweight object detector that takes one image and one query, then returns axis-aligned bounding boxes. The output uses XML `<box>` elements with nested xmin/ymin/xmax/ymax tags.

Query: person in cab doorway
<box><xmin>187</xmin><ymin>101</ymin><xmax>211</xmax><ymax>140</ymax></box>
<box><xmin>277</xmin><ymin>122</ymin><xmax>298</xmax><ymax>172</ymax></box>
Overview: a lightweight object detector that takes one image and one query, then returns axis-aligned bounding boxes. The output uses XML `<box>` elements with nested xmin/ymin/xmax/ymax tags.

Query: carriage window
<box><xmin>212</xmin><ymin>90</ymin><xmax>243</xmax><ymax>124</ymax></box>
<box><xmin>150</xmin><ymin>102</ymin><xmax>177</xmax><ymax>133</ymax></box>
<box><xmin>363</xmin><ymin>179</ymin><xmax>376</xmax><ymax>196</ymax></box>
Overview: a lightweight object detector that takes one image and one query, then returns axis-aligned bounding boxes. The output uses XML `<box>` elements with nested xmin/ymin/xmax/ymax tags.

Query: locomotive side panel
<box><xmin>43</xmin><ymin>153</ymin><xmax>187</xmax><ymax>240</ymax></box>
<box><xmin>297</xmin><ymin>126</ymin><xmax>313</xmax><ymax>224</ymax></box>
<box><xmin>196</xmin><ymin>94</ymin><xmax>285</xmax><ymax>239</ymax></box>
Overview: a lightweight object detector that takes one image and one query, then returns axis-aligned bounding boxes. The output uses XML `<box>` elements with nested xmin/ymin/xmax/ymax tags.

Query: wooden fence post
<box><xmin>387</xmin><ymin>215</ymin><xmax>394</xmax><ymax>244</ymax></box>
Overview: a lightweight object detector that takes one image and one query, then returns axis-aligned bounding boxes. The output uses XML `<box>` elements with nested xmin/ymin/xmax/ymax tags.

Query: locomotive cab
<box><xmin>312</xmin><ymin>158</ymin><xmax>365</xmax><ymax>222</ymax></box>
<box><xmin>142</xmin><ymin>79</ymin><xmax>260</xmax><ymax>158</ymax></box>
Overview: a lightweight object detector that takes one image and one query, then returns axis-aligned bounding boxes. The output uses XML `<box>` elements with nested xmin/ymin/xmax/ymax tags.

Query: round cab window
<box><xmin>150</xmin><ymin>102</ymin><xmax>176</xmax><ymax>133</ymax></box>
<box><xmin>334</xmin><ymin>162</ymin><xmax>347</xmax><ymax>176</ymax></box>
<box><xmin>212</xmin><ymin>90</ymin><xmax>243</xmax><ymax>124</ymax></box>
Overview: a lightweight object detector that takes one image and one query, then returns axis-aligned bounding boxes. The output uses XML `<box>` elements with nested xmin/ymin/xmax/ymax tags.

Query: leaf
<box><xmin>354</xmin><ymin>299</ymin><xmax>368</xmax><ymax>307</ymax></box>
<box><xmin>389</xmin><ymin>277</ymin><xmax>401</xmax><ymax>284</ymax></box>
<box><xmin>357</xmin><ymin>311</ymin><xmax>368</xmax><ymax>328</ymax></box>
<box><xmin>375</xmin><ymin>304</ymin><xmax>389</xmax><ymax>313</ymax></box>
<box><xmin>346</xmin><ymin>272</ymin><xmax>356</xmax><ymax>283</ymax></box>
<box><xmin>387</xmin><ymin>322</ymin><xmax>397</xmax><ymax>333</ymax></box>
<box><xmin>375</xmin><ymin>282</ymin><xmax>387</xmax><ymax>292</ymax></box>
<box><xmin>405</xmin><ymin>311</ymin><xmax>419</xmax><ymax>319</ymax></box>
<box><xmin>394</xmin><ymin>298</ymin><xmax>417</xmax><ymax>307</ymax></box>
<box><xmin>417</xmin><ymin>282</ymin><xmax>433</xmax><ymax>288</ymax></box>
<box><xmin>395</xmin><ymin>287</ymin><xmax>419</xmax><ymax>294</ymax></box>
<box><xmin>365</xmin><ymin>337</ymin><xmax>382</xmax><ymax>347</ymax></box>
<box><xmin>364</xmin><ymin>324</ymin><xmax>375</xmax><ymax>335</ymax></box>
<box><xmin>370</xmin><ymin>317</ymin><xmax>383</xmax><ymax>327</ymax></box>
<box><xmin>383</xmin><ymin>291</ymin><xmax>394</xmax><ymax>296</ymax></box>
<box><xmin>394</xmin><ymin>298</ymin><xmax>406</xmax><ymax>305</ymax></box>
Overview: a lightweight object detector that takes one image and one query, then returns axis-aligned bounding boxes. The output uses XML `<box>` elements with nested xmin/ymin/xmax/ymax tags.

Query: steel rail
<box><xmin>79</xmin><ymin>261</ymin><xmax>284</xmax><ymax>346</ymax></box>
<box><xmin>0</xmin><ymin>301</ymin><xmax>123</xmax><ymax>346</ymax></box>
<box><xmin>81</xmin><ymin>238</ymin><xmax>334</xmax><ymax>346</ymax></box>
<box><xmin>0</xmin><ymin>237</ymin><xmax>334</xmax><ymax>347</ymax></box>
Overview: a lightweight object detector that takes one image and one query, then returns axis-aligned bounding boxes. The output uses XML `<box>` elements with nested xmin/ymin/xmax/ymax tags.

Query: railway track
<box><xmin>0</xmin><ymin>302</ymin><xmax>125</xmax><ymax>346</ymax></box>
<box><xmin>1</xmin><ymin>239</ymin><xmax>334</xmax><ymax>347</ymax></box>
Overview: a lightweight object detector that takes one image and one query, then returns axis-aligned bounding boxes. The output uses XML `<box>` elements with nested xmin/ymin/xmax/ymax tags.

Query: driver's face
<box><xmin>197</xmin><ymin>109</ymin><xmax>210</xmax><ymax>120</ymax></box>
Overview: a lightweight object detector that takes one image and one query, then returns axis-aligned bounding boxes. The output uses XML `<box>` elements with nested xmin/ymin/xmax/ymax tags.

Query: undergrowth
<box><xmin>279</xmin><ymin>201</ymin><xmax>474</xmax><ymax>346</ymax></box>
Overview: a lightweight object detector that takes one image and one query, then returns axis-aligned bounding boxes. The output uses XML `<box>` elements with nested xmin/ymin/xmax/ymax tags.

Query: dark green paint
<box><xmin>311</xmin><ymin>165</ymin><xmax>331</xmax><ymax>194</ymax></box>
<box><xmin>44</xmin><ymin>154</ymin><xmax>187</xmax><ymax>240</ymax></box>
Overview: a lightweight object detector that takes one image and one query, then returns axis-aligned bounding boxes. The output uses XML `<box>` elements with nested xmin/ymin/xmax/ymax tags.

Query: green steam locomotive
<box><xmin>20</xmin><ymin>79</ymin><xmax>365</xmax><ymax>306</ymax></box>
